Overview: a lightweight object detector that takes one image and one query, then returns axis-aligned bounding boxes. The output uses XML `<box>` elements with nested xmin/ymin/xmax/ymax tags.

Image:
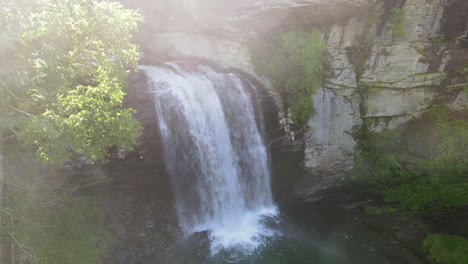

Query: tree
<box><xmin>0</xmin><ymin>1</ymin><xmax>143</xmax><ymax>262</ymax></box>
<box><xmin>250</xmin><ymin>30</ymin><xmax>327</xmax><ymax>125</ymax></box>
<box><xmin>0</xmin><ymin>0</ymin><xmax>143</xmax><ymax>165</ymax></box>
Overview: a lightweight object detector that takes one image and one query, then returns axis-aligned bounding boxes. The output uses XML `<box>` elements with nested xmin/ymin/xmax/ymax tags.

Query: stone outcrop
<box><xmin>147</xmin><ymin>32</ymin><xmax>252</xmax><ymax>72</ymax></box>
<box><xmin>302</xmin><ymin>0</ymin><xmax>467</xmax><ymax>186</ymax></box>
<box><xmin>122</xmin><ymin>0</ymin><xmax>467</xmax><ymax>194</ymax></box>
<box><xmin>121</xmin><ymin>0</ymin><xmax>368</xmax><ymax>77</ymax></box>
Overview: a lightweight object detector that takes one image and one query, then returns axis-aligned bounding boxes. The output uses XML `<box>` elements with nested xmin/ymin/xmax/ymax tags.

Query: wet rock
<box><xmin>145</xmin><ymin>220</ymin><xmax>155</xmax><ymax>229</ymax></box>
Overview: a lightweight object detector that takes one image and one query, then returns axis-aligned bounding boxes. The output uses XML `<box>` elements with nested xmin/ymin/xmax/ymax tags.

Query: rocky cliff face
<box><xmin>122</xmin><ymin>0</ymin><xmax>467</xmax><ymax>193</ymax></box>
<box><xmin>303</xmin><ymin>0</ymin><xmax>467</xmax><ymax>188</ymax></box>
<box><xmin>121</xmin><ymin>0</ymin><xmax>367</xmax><ymax>70</ymax></box>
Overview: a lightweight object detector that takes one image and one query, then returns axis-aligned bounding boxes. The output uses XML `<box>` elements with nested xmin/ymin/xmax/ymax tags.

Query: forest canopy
<box><xmin>0</xmin><ymin>0</ymin><xmax>143</xmax><ymax>165</ymax></box>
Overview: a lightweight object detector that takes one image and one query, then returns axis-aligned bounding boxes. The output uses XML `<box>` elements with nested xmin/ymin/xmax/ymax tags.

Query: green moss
<box><xmin>249</xmin><ymin>30</ymin><xmax>327</xmax><ymax>125</ymax></box>
<box><xmin>423</xmin><ymin>234</ymin><xmax>468</xmax><ymax>264</ymax></box>
<box><xmin>390</xmin><ymin>7</ymin><xmax>406</xmax><ymax>41</ymax></box>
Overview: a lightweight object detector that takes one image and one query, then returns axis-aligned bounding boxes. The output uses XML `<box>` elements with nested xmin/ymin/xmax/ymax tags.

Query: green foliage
<box><xmin>383</xmin><ymin>175</ymin><xmax>468</xmax><ymax>212</ymax></box>
<box><xmin>351</xmin><ymin>127</ymin><xmax>404</xmax><ymax>188</ymax></box>
<box><xmin>0</xmin><ymin>0</ymin><xmax>142</xmax><ymax>165</ymax></box>
<box><xmin>352</xmin><ymin>108</ymin><xmax>468</xmax><ymax>213</ymax></box>
<box><xmin>385</xmin><ymin>108</ymin><xmax>468</xmax><ymax>212</ymax></box>
<box><xmin>24</xmin><ymin>69</ymin><xmax>141</xmax><ymax>165</ymax></box>
<box><xmin>18</xmin><ymin>197</ymin><xmax>111</xmax><ymax>264</ymax></box>
<box><xmin>390</xmin><ymin>7</ymin><xmax>406</xmax><ymax>41</ymax></box>
<box><xmin>250</xmin><ymin>30</ymin><xmax>327</xmax><ymax>125</ymax></box>
<box><xmin>422</xmin><ymin>234</ymin><xmax>468</xmax><ymax>264</ymax></box>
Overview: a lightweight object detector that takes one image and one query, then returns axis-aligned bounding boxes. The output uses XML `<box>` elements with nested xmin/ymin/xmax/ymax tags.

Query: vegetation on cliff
<box><xmin>352</xmin><ymin>107</ymin><xmax>468</xmax><ymax>213</ymax></box>
<box><xmin>249</xmin><ymin>31</ymin><xmax>327</xmax><ymax>126</ymax></box>
<box><xmin>352</xmin><ymin>107</ymin><xmax>468</xmax><ymax>263</ymax></box>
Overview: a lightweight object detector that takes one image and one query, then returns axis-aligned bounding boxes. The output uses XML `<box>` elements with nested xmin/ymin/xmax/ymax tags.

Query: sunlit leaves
<box><xmin>1</xmin><ymin>0</ymin><xmax>143</xmax><ymax>165</ymax></box>
<box><xmin>20</xmin><ymin>0</ymin><xmax>142</xmax><ymax>93</ymax></box>
<box><xmin>25</xmin><ymin>69</ymin><xmax>141</xmax><ymax>165</ymax></box>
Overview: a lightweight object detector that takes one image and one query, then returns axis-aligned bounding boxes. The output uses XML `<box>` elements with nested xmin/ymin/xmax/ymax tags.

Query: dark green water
<box><xmin>98</xmin><ymin>153</ymin><xmax>429</xmax><ymax>264</ymax></box>
<box><xmin>165</xmin><ymin>194</ymin><xmax>428</xmax><ymax>264</ymax></box>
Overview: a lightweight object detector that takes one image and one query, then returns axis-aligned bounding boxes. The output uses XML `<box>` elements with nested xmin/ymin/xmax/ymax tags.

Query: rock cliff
<box><xmin>122</xmin><ymin>0</ymin><xmax>467</xmax><ymax>193</ymax></box>
<box><xmin>304</xmin><ymin>0</ymin><xmax>467</xmax><ymax>186</ymax></box>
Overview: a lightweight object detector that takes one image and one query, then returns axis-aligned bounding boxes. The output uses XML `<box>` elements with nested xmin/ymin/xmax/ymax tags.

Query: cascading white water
<box><xmin>140</xmin><ymin>63</ymin><xmax>278</xmax><ymax>254</ymax></box>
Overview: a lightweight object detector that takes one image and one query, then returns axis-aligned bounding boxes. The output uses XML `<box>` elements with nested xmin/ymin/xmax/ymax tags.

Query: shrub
<box><xmin>422</xmin><ymin>234</ymin><xmax>468</xmax><ymax>264</ymax></box>
<box><xmin>352</xmin><ymin>108</ymin><xmax>468</xmax><ymax>213</ymax></box>
<box><xmin>250</xmin><ymin>30</ymin><xmax>327</xmax><ymax>125</ymax></box>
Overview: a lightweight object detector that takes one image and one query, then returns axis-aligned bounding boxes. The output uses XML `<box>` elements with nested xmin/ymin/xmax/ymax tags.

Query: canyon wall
<box><xmin>304</xmin><ymin>0</ymin><xmax>467</xmax><ymax>188</ymax></box>
<box><xmin>122</xmin><ymin>0</ymin><xmax>467</xmax><ymax>193</ymax></box>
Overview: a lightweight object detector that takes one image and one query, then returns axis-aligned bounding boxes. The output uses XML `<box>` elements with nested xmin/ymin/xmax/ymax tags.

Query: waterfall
<box><xmin>140</xmin><ymin>63</ymin><xmax>278</xmax><ymax>254</ymax></box>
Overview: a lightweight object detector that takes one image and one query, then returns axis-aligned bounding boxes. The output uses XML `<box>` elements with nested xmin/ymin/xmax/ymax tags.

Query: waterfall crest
<box><xmin>140</xmin><ymin>63</ymin><xmax>278</xmax><ymax>253</ymax></box>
